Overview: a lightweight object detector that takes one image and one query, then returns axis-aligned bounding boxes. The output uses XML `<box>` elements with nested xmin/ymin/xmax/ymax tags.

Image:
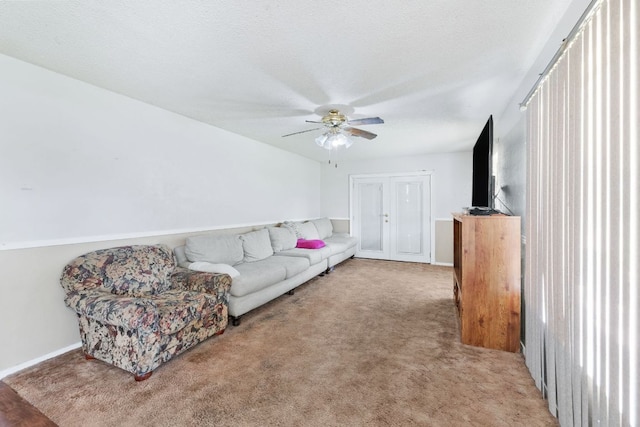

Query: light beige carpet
<box><xmin>5</xmin><ymin>259</ymin><xmax>557</xmax><ymax>426</ymax></box>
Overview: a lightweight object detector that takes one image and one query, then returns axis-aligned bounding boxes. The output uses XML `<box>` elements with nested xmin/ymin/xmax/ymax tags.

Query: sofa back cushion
<box><xmin>173</xmin><ymin>245</ymin><xmax>189</xmax><ymax>267</ymax></box>
<box><xmin>185</xmin><ymin>234</ymin><xmax>244</xmax><ymax>266</ymax></box>
<box><xmin>268</xmin><ymin>226</ymin><xmax>297</xmax><ymax>252</ymax></box>
<box><xmin>283</xmin><ymin>220</ymin><xmax>324</xmax><ymax>240</ymax></box>
<box><xmin>311</xmin><ymin>218</ymin><xmax>334</xmax><ymax>239</ymax></box>
<box><xmin>281</xmin><ymin>221</ymin><xmax>303</xmax><ymax>238</ymax></box>
<box><xmin>240</xmin><ymin>229</ymin><xmax>274</xmax><ymax>262</ymax></box>
<box><xmin>298</xmin><ymin>222</ymin><xmax>320</xmax><ymax>239</ymax></box>
<box><xmin>60</xmin><ymin>245</ymin><xmax>175</xmax><ymax>297</ymax></box>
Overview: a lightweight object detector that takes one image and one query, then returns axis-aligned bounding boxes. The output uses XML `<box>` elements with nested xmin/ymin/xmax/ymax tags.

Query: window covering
<box><xmin>523</xmin><ymin>0</ymin><xmax>638</xmax><ymax>425</ymax></box>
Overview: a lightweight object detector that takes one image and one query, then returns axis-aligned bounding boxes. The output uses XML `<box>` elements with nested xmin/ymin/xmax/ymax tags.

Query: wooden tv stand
<box><xmin>452</xmin><ymin>213</ymin><xmax>521</xmax><ymax>352</ymax></box>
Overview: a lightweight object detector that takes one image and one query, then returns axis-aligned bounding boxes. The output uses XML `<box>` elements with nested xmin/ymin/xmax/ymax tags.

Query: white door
<box><xmin>352</xmin><ymin>173</ymin><xmax>431</xmax><ymax>263</ymax></box>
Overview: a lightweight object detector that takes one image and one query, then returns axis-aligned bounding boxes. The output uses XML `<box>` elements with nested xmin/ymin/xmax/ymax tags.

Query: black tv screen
<box><xmin>471</xmin><ymin>116</ymin><xmax>494</xmax><ymax>208</ymax></box>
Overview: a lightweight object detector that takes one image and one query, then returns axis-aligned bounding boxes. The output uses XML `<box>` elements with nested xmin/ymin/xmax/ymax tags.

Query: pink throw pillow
<box><xmin>296</xmin><ymin>239</ymin><xmax>326</xmax><ymax>249</ymax></box>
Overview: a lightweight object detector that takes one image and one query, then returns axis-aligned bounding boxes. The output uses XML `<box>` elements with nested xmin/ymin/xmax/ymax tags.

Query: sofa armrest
<box><xmin>170</xmin><ymin>267</ymin><xmax>232</xmax><ymax>296</ymax></box>
<box><xmin>64</xmin><ymin>290</ymin><xmax>159</xmax><ymax>331</ymax></box>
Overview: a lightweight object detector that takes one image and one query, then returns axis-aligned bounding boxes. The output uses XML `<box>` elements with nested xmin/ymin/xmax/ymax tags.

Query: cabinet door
<box><xmin>455</xmin><ymin>214</ymin><xmax>521</xmax><ymax>352</ymax></box>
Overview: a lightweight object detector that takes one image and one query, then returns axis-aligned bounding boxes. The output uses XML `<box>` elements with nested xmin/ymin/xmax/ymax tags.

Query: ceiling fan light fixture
<box><xmin>316</xmin><ymin>130</ymin><xmax>353</xmax><ymax>150</ymax></box>
<box><xmin>315</xmin><ymin>133</ymin><xmax>329</xmax><ymax>148</ymax></box>
<box><xmin>345</xmin><ymin>137</ymin><xmax>354</xmax><ymax>149</ymax></box>
<box><xmin>333</xmin><ymin>132</ymin><xmax>353</xmax><ymax>149</ymax></box>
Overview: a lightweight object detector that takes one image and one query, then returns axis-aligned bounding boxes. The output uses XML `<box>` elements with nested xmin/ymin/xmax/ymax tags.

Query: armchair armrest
<box><xmin>64</xmin><ymin>289</ymin><xmax>159</xmax><ymax>331</ymax></box>
<box><xmin>170</xmin><ymin>267</ymin><xmax>232</xmax><ymax>295</ymax></box>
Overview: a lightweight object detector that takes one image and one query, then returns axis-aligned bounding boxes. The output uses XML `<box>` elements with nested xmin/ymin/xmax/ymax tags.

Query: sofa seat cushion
<box><xmin>231</xmin><ymin>260</ymin><xmax>287</xmax><ymax>297</ymax></box>
<box><xmin>275</xmin><ymin>246</ymin><xmax>331</xmax><ymax>266</ymax></box>
<box><xmin>324</xmin><ymin>234</ymin><xmax>358</xmax><ymax>255</ymax></box>
<box><xmin>263</xmin><ymin>255</ymin><xmax>310</xmax><ymax>278</ymax></box>
<box><xmin>155</xmin><ymin>290</ymin><xmax>207</xmax><ymax>335</ymax></box>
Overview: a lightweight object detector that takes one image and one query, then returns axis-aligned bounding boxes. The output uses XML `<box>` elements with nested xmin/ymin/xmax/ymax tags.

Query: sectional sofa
<box><xmin>174</xmin><ymin>218</ymin><xmax>357</xmax><ymax>325</ymax></box>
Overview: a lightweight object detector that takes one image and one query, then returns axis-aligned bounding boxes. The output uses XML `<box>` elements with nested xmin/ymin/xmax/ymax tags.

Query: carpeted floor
<box><xmin>5</xmin><ymin>259</ymin><xmax>557</xmax><ymax>426</ymax></box>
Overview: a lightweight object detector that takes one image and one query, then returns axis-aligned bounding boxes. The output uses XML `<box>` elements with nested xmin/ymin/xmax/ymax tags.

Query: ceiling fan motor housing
<box><xmin>322</xmin><ymin>109</ymin><xmax>347</xmax><ymax>127</ymax></box>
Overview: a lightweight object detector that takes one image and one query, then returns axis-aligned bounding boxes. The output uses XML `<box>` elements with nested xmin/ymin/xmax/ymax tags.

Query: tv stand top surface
<box><xmin>465</xmin><ymin>207</ymin><xmax>503</xmax><ymax>216</ymax></box>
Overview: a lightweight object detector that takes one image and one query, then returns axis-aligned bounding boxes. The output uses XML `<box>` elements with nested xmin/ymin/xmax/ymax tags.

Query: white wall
<box><xmin>493</xmin><ymin>117</ymin><xmax>527</xmax><ymax>226</ymax></box>
<box><xmin>0</xmin><ymin>54</ymin><xmax>321</xmax><ymax>249</ymax></box>
<box><xmin>0</xmin><ymin>55</ymin><xmax>321</xmax><ymax>374</ymax></box>
<box><xmin>320</xmin><ymin>151</ymin><xmax>472</xmax><ymax>220</ymax></box>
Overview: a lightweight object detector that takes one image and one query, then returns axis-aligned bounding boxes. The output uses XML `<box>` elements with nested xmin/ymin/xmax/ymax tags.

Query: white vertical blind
<box><xmin>523</xmin><ymin>0</ymin><xmax>638</xmax><ymax>425</ymax></box>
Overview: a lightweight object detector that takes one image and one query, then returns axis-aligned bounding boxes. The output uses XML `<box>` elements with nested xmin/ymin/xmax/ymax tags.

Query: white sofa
<box><xmin>174</xmin><ymin>218</ymin><xmax>357</xmax><ymax>325</ymax></box>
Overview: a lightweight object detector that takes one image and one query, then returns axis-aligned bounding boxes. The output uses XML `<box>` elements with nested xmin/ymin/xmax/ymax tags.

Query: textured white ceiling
<box><xmin>0</xmin><ymin>1</ymin><xmax>575</xmax><ymax>161</ymax></box>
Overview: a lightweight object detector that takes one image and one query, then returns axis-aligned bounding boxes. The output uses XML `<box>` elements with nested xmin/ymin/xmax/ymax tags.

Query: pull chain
<box><xmin>328</xmin><ymin>149</ymin><xmax>338</xmax><ymax>168</ymax></box>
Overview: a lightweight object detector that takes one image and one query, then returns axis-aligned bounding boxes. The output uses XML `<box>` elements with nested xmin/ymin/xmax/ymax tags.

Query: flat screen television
<box><xmin>471</xmin><ymin>115</ymin><xmax>494</xmax><ymax>209</ymax></box>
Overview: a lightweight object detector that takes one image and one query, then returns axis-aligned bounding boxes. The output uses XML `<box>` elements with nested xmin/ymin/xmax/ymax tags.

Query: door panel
<box><xmin>354</xmin><ymin>178</ymin><xmax>389</xmax><ymax>259</ymax></box>
<box><xmin>389</xmin><ymin>176</ymin><xmax>430</xmax><ymax>262</ymax></box>
<box><xmin>359</xmin><ymin>182</ymin><xmax>384</xmax><ymax>252</ymax></box>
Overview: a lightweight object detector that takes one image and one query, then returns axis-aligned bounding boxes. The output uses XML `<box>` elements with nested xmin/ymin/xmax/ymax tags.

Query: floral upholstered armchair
<box><xmin>60</xmin><ymin>244</ymin><xmax>231</xmax><ymax>381</ymax></box>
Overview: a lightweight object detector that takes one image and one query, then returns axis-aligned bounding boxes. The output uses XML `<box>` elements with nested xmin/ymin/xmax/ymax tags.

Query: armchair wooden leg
<box><xmin>134</xmin><ymin>372</ymin><xmax>153</xmax><ymax>382</ymax></box>
<box><xmin>84</xmin><ymin>353</ymin><xmax>96</xmax><ymax>360</ymax></box>
<box><xmin>215</xmin><ymin>329</ymin><xmax>225</xmax><ymax>336</ymax></box>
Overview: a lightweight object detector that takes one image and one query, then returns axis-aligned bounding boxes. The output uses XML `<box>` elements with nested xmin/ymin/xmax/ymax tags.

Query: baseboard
<box><xmin>432</xmin><ymin>262</ymin><xmax>453</xmax><ymax>267</ymax></box>
<box><xmin>0</xmin><ymin>342</ymin><xmax>81</xmax><ymax>380</ymax></box>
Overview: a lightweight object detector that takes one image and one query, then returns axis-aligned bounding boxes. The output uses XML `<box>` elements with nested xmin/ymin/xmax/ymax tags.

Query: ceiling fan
<box><xmin>282</xmin><ymin>109</ymin><xmax>384</xmax><ymax>150</ymax></box>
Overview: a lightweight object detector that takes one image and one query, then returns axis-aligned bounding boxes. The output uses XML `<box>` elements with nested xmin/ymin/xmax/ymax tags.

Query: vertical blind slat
<box><xmin>568</xmin><ymin>37</ymin><xmax>583</xmax><ymax>425</ymax></box>
<box><xmin>626</xmin><ymin>0</ymin><xmax>639</xmax><ymax>424</ymax></box>
<box><xmin>605</xmin><ymin>0</ymin><xmax>622</xmax><ymax>424</ymax></box>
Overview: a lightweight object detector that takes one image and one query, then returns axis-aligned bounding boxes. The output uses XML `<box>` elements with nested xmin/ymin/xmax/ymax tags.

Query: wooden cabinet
<box><xmin>452</xmin><ymin>213</ymin><xmax>521</xmax><ymax>352</ymax></box>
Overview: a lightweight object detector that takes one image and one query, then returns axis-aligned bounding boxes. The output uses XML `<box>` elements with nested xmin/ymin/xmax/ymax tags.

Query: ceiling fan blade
<box><xmin>344</xmin><ymin>127</ymin><xmax>377</xmax><ymax>140</ymax></box>
<box><xmin>347</xmin><ymin>117</ymin><xmax>384</xmax><ymax>126</ymax></box>
<box><xmin>305</xmin><ymin>120</ymin><xmax>324</xmax><ymax>124</ymax></box>
<box><xmin>282</xmin><ymin>127</ymin><xmax>322</xmax><ymax>137</ymax></box>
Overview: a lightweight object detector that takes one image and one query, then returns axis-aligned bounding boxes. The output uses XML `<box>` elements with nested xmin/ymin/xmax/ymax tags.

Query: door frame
<box><xmin>349</xmin><ymin>171</ymin><xmax>434</xmax><ymax>263</ymax></box>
